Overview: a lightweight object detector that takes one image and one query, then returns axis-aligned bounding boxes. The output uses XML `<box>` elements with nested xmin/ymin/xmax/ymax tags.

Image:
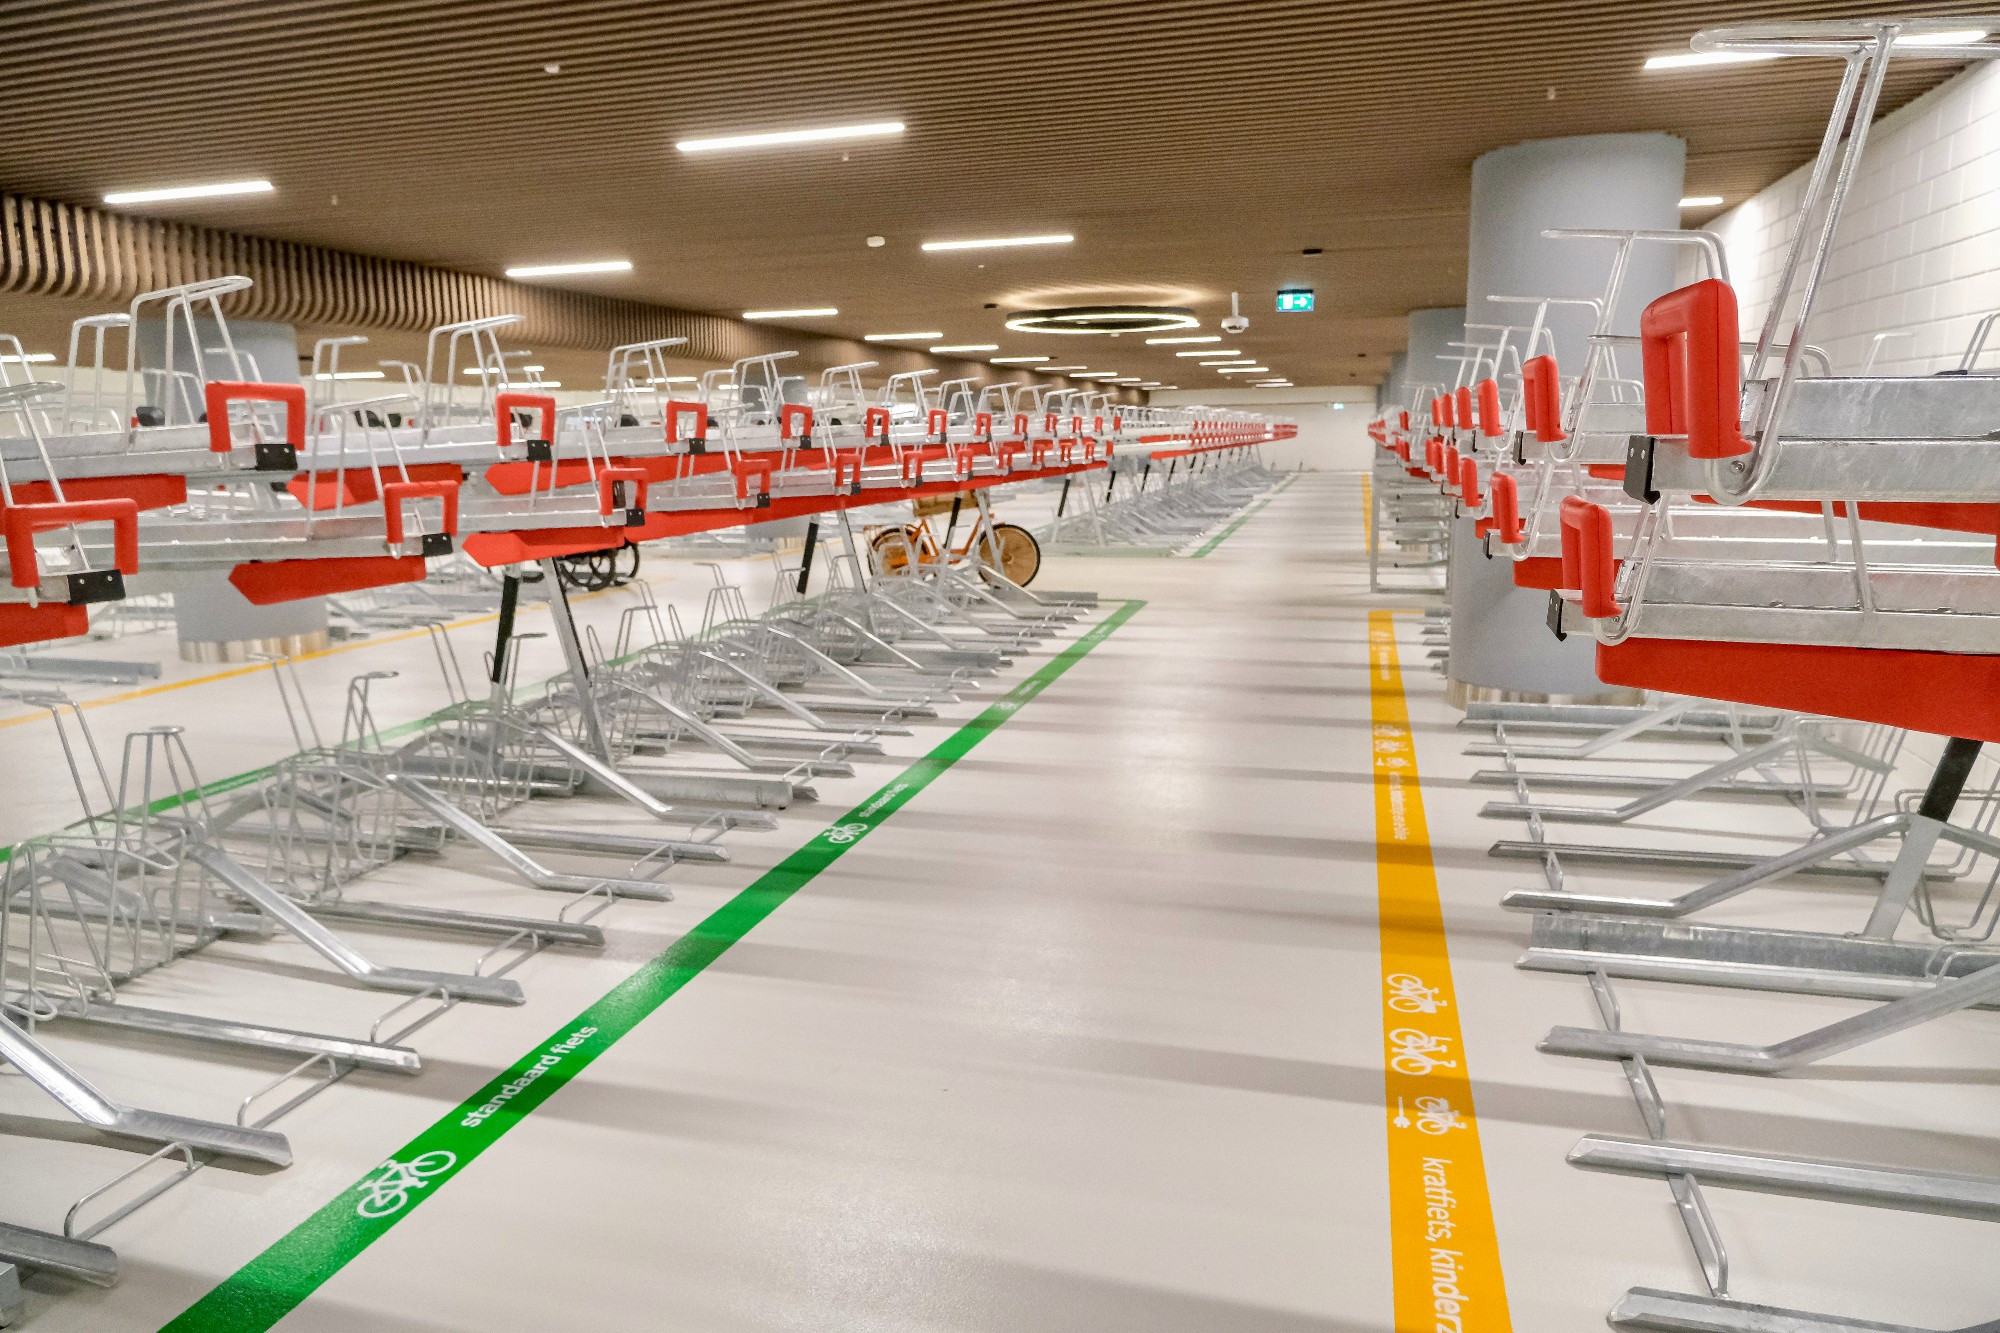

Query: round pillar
<box><xmin>1447</xmin><ymin>132</ymin><xmax>1685</xmax><ymax>699</ymax></box>
<box><xmin>173</xmin><ymin>573</ymin><xmax>329</xmax><ymax>663</ymax></box>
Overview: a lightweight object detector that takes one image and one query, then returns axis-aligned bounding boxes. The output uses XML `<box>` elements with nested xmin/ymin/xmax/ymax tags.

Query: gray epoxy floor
<box><xmin>5</xmin><ymin>472</ymin><xmax>1998</xmax><ymax>1331</ymax></box>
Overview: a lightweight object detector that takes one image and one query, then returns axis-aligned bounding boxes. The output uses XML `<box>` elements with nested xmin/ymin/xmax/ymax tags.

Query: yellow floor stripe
<box><xmin>1368</xmin><ymin>609</ymin><xmax>1513</xmax><ymax>1332</ymax></box>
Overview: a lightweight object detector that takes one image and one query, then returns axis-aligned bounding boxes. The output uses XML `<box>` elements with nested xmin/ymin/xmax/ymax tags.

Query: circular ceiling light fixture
<box><xmin>1003</xmin><ymin>305</ymin><xmax>1198</xmax><ymax>336</ymax></box>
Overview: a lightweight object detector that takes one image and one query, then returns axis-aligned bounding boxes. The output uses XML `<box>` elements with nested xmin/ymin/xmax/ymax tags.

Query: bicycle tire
<box><xmin>978</xmin><ymin>522</ymin><xmax>1041</xmax><ymax>586</ymax></box>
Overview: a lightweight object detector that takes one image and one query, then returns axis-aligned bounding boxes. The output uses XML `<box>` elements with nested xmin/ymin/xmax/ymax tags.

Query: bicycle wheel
<box><xmin>870</xmin><ymin>526</ymin><xmax>915</xmax><ymax>576</ymax></box>
<box><xmin>979</xmin><ymin>522</ymin><xmax>1041</xmax><ymax>586</ymax></box>
<box><xmin>618</xmin><ymin>542</ymin><xmax>642</xmax><ymax>584</ymax></box>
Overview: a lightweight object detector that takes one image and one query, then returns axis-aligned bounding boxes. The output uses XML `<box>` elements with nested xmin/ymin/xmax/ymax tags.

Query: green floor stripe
<box><xmin>1186</xmin><ymin>474</ymin><xmax>1298</xmax><ymax>558</ymax></box>
<box><xmin>157</xmin><ymin>597</ymin><xmax>1146</xmax><ymax>1333</ymax></box>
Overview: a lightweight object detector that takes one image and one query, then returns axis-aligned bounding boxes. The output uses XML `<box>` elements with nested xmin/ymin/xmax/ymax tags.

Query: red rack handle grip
<box><xmin>1490</xmin><ymin>471</ymin><xmax>1524</xmax><ymax>544</ymax></box>
<box><xmin>780</xmin><ymin>403</ymin><xmax>815</xmax><ymax>441</ymax></box>
<box><xmin>1560</xmin><ymin>497</ymin><xmax>1620</xmax><ymax>618</ymax></box>
<box><xmin>731</xmin><ymin>457</ymin><xmax>775</xmax><ymax>502</ymax></box>
<box><xmin>495</xmin><ymin>393</ymin><xmax>558</xmax><ymax>453</ymax></box>
<box><xmin>204</xmin><ymin>381</ymin><xmax>305</xmax><ymax>454</ymax></box>
<box><xmin>1476</xmin><ymin>379</ymin><xmax>1503</xmax><ymax>438</ymax></box>
<box><xmin>664</xmin><ymin>399</ymin><xmax>709</xmax><ymax>445</ymax></box>
<box><xmin>1458</xmin><ymin>454</ymin><xmax>1483</xmax><ymax>506</ymax></box>
<box><xmin>597</xmin><ymin>467</ymin><xmax>648</xmax><ymax>517</ymax></box>
<box><xmin>1454</xmin><ymin>386</ymin><xmax>1474</xmax><ymax>434</ymax></box>
<box><xmin>924</xmin><ymin>408</ymin><xmax>948</xmax><ymax>442</ymax></box>
<box><xmin>380</xmin><ymin>479</ymin><xmax>461</xmax><ymax>545</ymax></box>
<box><xmin>1522</xmin><ymin>355</ymin><xmax>1567</xmax><ymax>444</ymax></box>
<box><xmin>5</xmin><ymin>498</ymin><xmax>140</xmax><ymax>588</ymax></box>
<box><xmin>863</xmin><ymin>406</ymin><xmax>892</xmax><ymax>439</ymax></box>
<box><xmin>1640</xmin><ymin>278</ymin><xmax>1752</xmax><ymax>459</ymax></box>
<box><xmin>975</xmin><ymin>411</ymin><xmax>993</xmax><ymax>440</ymax></box>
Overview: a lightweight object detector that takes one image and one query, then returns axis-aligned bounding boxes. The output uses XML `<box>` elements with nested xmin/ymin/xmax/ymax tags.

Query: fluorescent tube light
<box><xmin>743</xmin><ymin>307</ymin><xmax>838</xmax><ymax>320</ymax></box>
<box><xmin>1145</xmin><ymin>335</ymin><xmax>1217</xmax><ymax>345</ymax></box>
<box><xmin>103</xmin><ymin>178</ymin><xmax>274</xmax><ymax>205</ymax></box>
<box><xmin>311</xmin><ymin>370</ymin><xmax>386</xmax><ymax>381</ymax></box>
<box><xmin>930</xmin><ymin>343</ymin><xmax>999</xmax><ymax>353</ymax></box>
<box><xmin>1177</xmin><ymin>349</ymin><xmax>1239</xmax><ymax>357</ymax></box>
<box><xmin>0</xmin><ymin>352</ymin><xmax>55</xmax><ymax>364</ymax></box>
<box><xmin>1218</xmin><ymin>366</ymin><xmax>1271</xmax><ymax>374</ymax></box>
<box><xmin>1039</xmin><ymin>365</ymin><xmax>1086</xmax><ymax>371</ymax></box>
<box><xmin>1643</xmin><ymin>50</ymin><xmax>1780</xmax><ymax>70</ymax></box>
<box><xmin>1680</xmin><ymin>195</ymin><xmax>1724</xmax><ymax>207</ymax></box>
<box><xmin>505</xmin><ymin>260</ymin><xmax>632</xmax><ymax>279</ymax></box>
<box><xmin>989</xmin><ymin>356</ymin><xmax>1051</xmax><ymax>364</ymax></box>
<box><xmin>1201</xmin><ymin>360</ymin><xmax>1255</xmax><ymax>367</ymax></box>
<box><xmin>677</xmin><ymin>121</ymin><xmax>905</xmax><ymax>153</ymax></box>
<box><xmin>920</xmin><ymin>233</ymin><xmax>1073</xmax><ymax>252</ymax></box>
<box><xmin>864</xmin><ymin>330</ymin><xmax>944</xmax><ymax>342</ymax></box>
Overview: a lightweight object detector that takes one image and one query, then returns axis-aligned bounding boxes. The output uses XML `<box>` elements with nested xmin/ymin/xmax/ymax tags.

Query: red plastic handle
<box><xmin>975</xmin><ymin>411</ymin><xmax>993</xmax><ymax>440</ymax></box>
<box><xmin>731</xmin><ymin>457</ymin><xmax>775</xmax><ymax>502</ymax></box>
<box><xmin>1011</xmin><ymin>412</ymin><xmax>1029</xmax><ymax>437</ymax></box>
<box><xmin>204</xmin><ymin>381</ymin><xmax>305</xmax><ymax>455</ymax></box>
<box><xmin>1399</xmin><ymin>410</ymin><xmax>1410</xmax><ymax>432</ymax></box>
<box><xmin>1454</xmin><ymin>386</ymin><xmax>1474</xmax><ymax>434</ymax></box>
<box><xmin>663</xmin><ymin>399</ymin><xmax>709</xmax><ymax>445</ymax></box>
<box><xmin>1559</xmin><ymin>497</ymin><xmax>1620</xmax><ymax>618</ymax></box>
<box><xmin>4</xmin><ymin>498</ymin><xmax>140</xmax><ymax>588</ymax></box>
<box><xmin>380</xmin><ymin>479</ymin><xmax>461</xmax><ymax>546</ymax></box>
<box><xmin>1442</xmin><ymin>444</ymin><xmax>1461</xmax><ymax>493</ymax></box>
<box><xmin>925</xmin><ymin>409</ymin><xmax>948</xmax><ymax>442</ymax></box>
<box><xmin>1640</xmin><ymin>278</ymin><xmax>1751</xmax><ymax>459</ymax></box>
<box><xmin>1458</xmin><ymin>454</ymin><xmax>1483</xmax><ymax>506</ymax></box>
<box><xmin>1490</xmin><ymin>472</ymin><xmax>1524</xmax><ymax>544</ymax></box>
<box><xmin>863</xmin><ymin>406</ymin><xmax>892</xmax><ymax>439</ymax></box>
<box><xmin>495</xmin><ymin>393</ymin><xmax>558</xmax><ymax>452</ymax></box>
<box><xmin>780</xmin><ymin>403</ymin><xmax>815</xmax><ymax>441</ymax></box>
<box><xmin>1476</xmin><ymin>379</ymin><xmax>1503</xmax><ymax>438</ymax></box>
<box><xmin>1436</xmin><ymin>395</ymin><xmax>1454</xmax><ymax>430</ymax></box>
<box><xmin>596</xmin><ymin>466</ymin><xmax>648</xmax><ymax>517</ymax></box>
<box><xmin>1522</xmin><ymin>355</ymin><xmax>1567</xmax><ymax>444</ymax></box>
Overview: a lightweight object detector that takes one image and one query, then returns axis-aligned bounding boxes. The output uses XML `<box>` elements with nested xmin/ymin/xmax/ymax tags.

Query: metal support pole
<box><xmin>490</xmin><ymin>572</ymin><xmax>521</xmax><ymax>690</ymax></box>
<box><xmin>796</xmin><ymin>519</ymin><xmax>819</xmax><ymax>596</ymax></box>
<box><xmin>538</xmin><ymin>558</ymin><xmax>613</xmax><ymax>762</ymax></box>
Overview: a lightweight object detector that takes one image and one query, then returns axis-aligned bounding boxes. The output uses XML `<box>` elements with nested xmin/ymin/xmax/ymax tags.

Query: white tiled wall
<box><xmin>1694</xmin><ymin>59</ymin><xmax>2000</xmax><ymax>374</ymax></box>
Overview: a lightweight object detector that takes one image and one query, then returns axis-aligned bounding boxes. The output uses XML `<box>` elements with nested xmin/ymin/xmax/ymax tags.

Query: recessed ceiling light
<box><xmin>931</xmin><ymin>343</ymin><xmax>1000</xmax><ymax>353</ymax></box>
<box><xmin>311</xmin><ymin>370</ymin><xmax>387</xmax><ymax>380</ymax></box>
<box><xmin>743</xmin><ymin>307</ymin><xmax>838</xmax><ymax>320</ymax></box>
<box><xmin>1177</xmin><ymin>349</ymin><xmax>1240</xmax><ymax>357</ymax></box>
<box><xmin>1680</xmin><ymin>195</ymin><xmax>1724</xmax><ymax>208</ymax></box>
<box><xmin>863</xmin><ymin>330</ymin><xmax>944</xmax><ymax>342</ymax></box>
<box><xmin>1072</xmin><ymin>371</ymin><xmax>1119</xmax><ymax>379</ymax></box>
<box><xmin>1106</xmin><ymin>377</ymin><xmax>1145</xmax><ymax>384</ymax></box>
<box><xmin>1006</xmin><ymin>306</ymin><xmax>1197</xmax><ymax>335</ymax></box>
<box><xmin>1218</xmin><ymin>366</ymin><xmax>1271</xmax><ymax>374</ymax></box>
<box><xmin>103</xmin><ymin>178</ymin><xmax>274</xmax><ymax>205</ymax></box>
<box><xmin>921</xmin><ymin>233</ymin><xmax>1073</xmax><ymax>252</ymax></box>
<box><xmin>1146</xmin><ymin>335</ymin><xmax>1217</xmax><ymax>345</ymax></box>
<box><xmin>989</xmin><ymin>355</ymin><xmax>1051</xmax><ymax>364</ymax></box>
<box><xmin>676</xmin><ymin>120</ymin><xmax>905</xmax><ymax>153</ymax></box>
<box><xmin>505</xmin><ymin>259</ymin><xmax>632</xmax><ymax>279</ymax></box>
<box><xmin>1643</xmin><ymin>50</ymin><xmax>1780</xmax><ymax>71</ymax></box>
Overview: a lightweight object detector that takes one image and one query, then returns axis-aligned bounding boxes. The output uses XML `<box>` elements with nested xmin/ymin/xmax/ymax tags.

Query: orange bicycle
<box><xmin>869</xmin><ymin>493</ymin><xmax>1041</xmax><ymax>586</ymax></box>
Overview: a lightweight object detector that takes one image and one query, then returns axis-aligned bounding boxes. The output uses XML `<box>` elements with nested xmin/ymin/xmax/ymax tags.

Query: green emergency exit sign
<box><xmin>1277</xmin><ymin>289</ymin><xmax>1315</xmax><ymax>312</ymax></box>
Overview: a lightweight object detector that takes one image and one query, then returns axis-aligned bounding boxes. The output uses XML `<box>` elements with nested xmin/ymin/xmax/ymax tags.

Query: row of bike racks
<box><xmin>1041</xmin><ymin>407</ymin><xmax>1293</xmax><ymax>551</ymax></box>
<box><xmin>1375</xmin><ymin>17</ymin><xmax>2000</xmax><ymax>1331</ymax></box>
<box><xmin>0</xmin><ymin>279</ymin><xmax>1293</xmax><ymax>1323</ymax></box>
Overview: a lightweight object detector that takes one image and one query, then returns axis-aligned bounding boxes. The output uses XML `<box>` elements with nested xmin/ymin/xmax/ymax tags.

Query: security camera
<box><xmin>1219</xmin><ymin>291</ymin><xmax>1249</xmax><ymax>335</ymax></box>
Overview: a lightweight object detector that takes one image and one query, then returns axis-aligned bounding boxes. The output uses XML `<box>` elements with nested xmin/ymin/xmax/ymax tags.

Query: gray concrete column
<box><xmin>1447</xmin><ymin>132</ymin><xmax>1685</xmax><ymax>698</ymax></box>
<box><xmin>173</xmin><ymin>574</ymin><xmax>329</xmax><ymax>662</ymax></box>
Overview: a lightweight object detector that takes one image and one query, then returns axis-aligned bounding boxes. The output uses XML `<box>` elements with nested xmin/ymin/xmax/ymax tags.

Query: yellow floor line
<box><xmin>1368</xmin><ymin>609</ymin><xmax>1513</xmax><ymax>1332</ymax></box>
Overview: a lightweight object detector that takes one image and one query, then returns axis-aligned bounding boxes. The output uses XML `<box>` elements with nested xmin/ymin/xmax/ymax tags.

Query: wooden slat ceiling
<box><xmin>0</xmin><ymin>0</ymin><xmax>1988</xmax><ymax>390</ymax></box>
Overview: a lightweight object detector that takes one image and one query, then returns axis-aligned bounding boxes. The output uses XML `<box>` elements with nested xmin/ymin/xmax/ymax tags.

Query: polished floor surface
<box><xmin>3</xmin><ymin>473</ymin><xmax>1997</xmax><ymax>1331</ymax></box>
